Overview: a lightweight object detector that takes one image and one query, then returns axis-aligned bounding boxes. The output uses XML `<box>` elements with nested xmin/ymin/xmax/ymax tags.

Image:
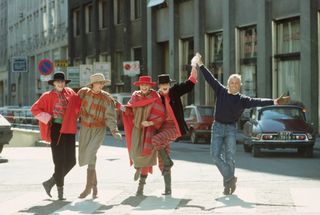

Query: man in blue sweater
<box><xmin>191</xmin><ymin>53</ymin><xmax>290</xmax><ymax>195</ymax></box>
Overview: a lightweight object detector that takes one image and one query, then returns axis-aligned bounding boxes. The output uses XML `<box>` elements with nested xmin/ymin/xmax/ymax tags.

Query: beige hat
<box><xmin>88</xmin><ymin>73</ymin><xmax>111</xmax><ymax>86</ymax></box>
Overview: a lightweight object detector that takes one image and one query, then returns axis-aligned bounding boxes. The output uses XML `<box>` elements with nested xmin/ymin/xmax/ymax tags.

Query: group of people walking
<box><xmin>31</xmin><ymin>53</ymin><xmax>290</xmax><ymax>200</ymax></box>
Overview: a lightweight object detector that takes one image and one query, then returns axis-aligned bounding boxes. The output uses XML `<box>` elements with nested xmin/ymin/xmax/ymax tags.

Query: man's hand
<box><xmin>113</xmin><ymin>132</ymin><xmax>122</xmax><ymax>143</ymax></box>
<box><xmin>275</xmin><ymin>94</ymin><xmax>291</xmax><ymax>105</ymax></box>
<box><xmin>141</xmin><ymin>121</ymin><xmax>154</xmax><ymax>127</ymax></box>
<box><xmin>191</xmin><ymin>52</ymin><xmax>203</xmax><ymax>67</ymax></box>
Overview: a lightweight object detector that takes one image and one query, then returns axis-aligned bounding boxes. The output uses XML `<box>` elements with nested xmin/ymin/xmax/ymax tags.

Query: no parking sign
<box><xmin>38</xmin><ymin>59</ymin><xmax>54</xmax><ymax>76</ymax></box>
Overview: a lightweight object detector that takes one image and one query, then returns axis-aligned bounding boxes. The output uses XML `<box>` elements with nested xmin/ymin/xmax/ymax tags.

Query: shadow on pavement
<box><xmin>19</xmin><ymin>199</ymin><xmax>71</xmax><ymax>215</ymax></box>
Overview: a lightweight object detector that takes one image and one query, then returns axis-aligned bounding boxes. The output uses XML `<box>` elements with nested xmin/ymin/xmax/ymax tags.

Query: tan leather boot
<box><xmin>79</xmin><ymin>169</ymin><xmax>95</xmax><ymax>198</ymax></box>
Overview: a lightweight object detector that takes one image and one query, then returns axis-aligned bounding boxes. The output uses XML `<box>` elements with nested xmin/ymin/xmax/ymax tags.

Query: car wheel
<box><xmin>252</xmin><ymin>145</ymin><xmax>261</xmax><ymax>157</ymax></box>
<box><xmin>190</xmin><ymin>131</ymin><xmax>198</xmax><ymax>144</ymax></box>
<box><xmin>243</xmin><ymin>143</ymin><xmax>252</xmax><ymax>153</ymax></box>
<box><xmin>302</xmin><ymin>146</ymin><xmax>313</xmax><ymax>158</ymax></box>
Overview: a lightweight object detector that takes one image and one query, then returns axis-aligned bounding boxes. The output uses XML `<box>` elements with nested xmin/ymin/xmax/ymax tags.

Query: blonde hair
<box><xmin>227</xmin><ymin>74</ymin><xmax>242</xmax><ymax>85</ymax></box>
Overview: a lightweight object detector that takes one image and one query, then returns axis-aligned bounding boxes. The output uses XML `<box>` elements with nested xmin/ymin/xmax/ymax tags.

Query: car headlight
<box><xmin>306</xmin><ymin>133</ymin><xmax>313</xmax><ymax>140</ymax></box>
<box><xmin>253</xmin><ymin>133</ymin><xmax>262</xmax><ymax>140</ymax></box>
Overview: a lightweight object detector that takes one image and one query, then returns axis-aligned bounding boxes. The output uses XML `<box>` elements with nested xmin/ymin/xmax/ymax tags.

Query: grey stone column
<box><xmin>222</xmin><ymin>0</ymin><xmax>235</xmax><ymax>85</ymax></box>
<box><xmin>168</xmin><ymin>1</ymin><xmax>179</xmax><ymax>82</ymax></box>
<box><xmin>193</xmin><ymin>0</ymin><xmax>205</xmax><ymax>105</ymax></box>
<box><xmin>257</xmin><ymin>0</ymin><xmax>272</xmax><ymax>98</ymax></box>
<box><xmin>300</xmin><ymin>0</ymin><xmax>318</xmax><ymax>130</ymax></box>
<box><xmin>147</xmin><ymin>6</ymin><xmax>157</xmax><ymax>79</ymax></box>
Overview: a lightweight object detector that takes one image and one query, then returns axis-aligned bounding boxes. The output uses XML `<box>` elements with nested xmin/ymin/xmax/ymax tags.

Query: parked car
<box><xmin>183</xmin><ymin>105</ymin><xmax>215</xmax><ymax>144</ymax></box>
<box><xmin>0</xmin><ymin>106</ymin><xmax>37</xmax><ymax>125</ymax></box>
<box><xmin>0</xmin><ymin>114</ymin><xmax>13</xmax><ymax>154</ymax></box>
<box><xmin>111</xmin><ymin>93</ymin><xmax>131</xmax><ymax>130</ymax></box>
<box><xmin>242</xmin><ymin>105</ymin><xmax>315</xmax><ymax>157</ymax></box>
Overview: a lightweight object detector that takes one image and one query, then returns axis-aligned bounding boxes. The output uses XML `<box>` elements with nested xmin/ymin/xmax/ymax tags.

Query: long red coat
<box><xmin>31</xmin><ymin>87</ymin><xmax>81</xmax><ymax>142</ymax></box>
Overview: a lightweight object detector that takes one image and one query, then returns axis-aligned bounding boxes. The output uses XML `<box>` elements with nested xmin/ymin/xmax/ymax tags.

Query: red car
<box><xmin>183</xmin><ymin>105</ymin><xmax>215</xmax><ymax>144</ymax></box>
<box><xmin>243</xmin><ymin>105</ymin><xmax>315</xmax><ymax>157</ymax></box>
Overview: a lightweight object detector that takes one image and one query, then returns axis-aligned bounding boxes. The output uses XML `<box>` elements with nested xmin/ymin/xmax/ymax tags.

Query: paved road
<box><xmin>0</xmin><ymin>135</ymin><xmax>320</xmax><ymax>215</ymax></box>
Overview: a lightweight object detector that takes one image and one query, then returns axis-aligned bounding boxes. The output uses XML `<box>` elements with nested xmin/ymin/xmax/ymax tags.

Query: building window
<box><xmin>131</xmin><ymin>0</ymin><xmax>142</xmax><ymax>20</ymax></box>
<box><xmin>179</xmin><ymin>38</ymin><xmax>194</xmax><ymax>105</ymax></box>
<box><xmin>99</xmin><ymin>0</ymin><xmax>108</xmax><ymax>29</ymax></box>
<box><xmin>73</xmin><ymin>9</ymin><xmax>80</xmax><ymax>36</ymax></box>
<box><xmin>238</xmin><ymin>26</ymin><xmax>257</xmax><ymax>97</ymax></box>
<box><xmin>85</xmin><ymin>4</ymin><xmax>93</xmax><ymax>33</ymax></box>
<box><xmin>274</xmin><ymin>18</ymin><xmax>301</xmax><ymax>101</ymax></box>
<box><xmin>114</xmin><ymin>0</ymin><xmax>124</xmax><ymax>25</ymax></box>
<box><xmin>206</xmin><ymin>32</ymin><xmax>223</xmax><ymax>105</ymax></box>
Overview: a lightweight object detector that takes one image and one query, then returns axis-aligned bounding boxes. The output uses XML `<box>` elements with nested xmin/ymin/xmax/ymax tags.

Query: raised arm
<box><xmin>191</xmin><ymin>53</ymin><xmax>225</xmax><ymax>94</ymax></box>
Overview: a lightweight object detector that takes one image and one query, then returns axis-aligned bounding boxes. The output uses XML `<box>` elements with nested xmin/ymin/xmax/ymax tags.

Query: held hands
<box><xmin>113</xmin><ymin>132</ymin><xmax>122</xmax><ymax>143</ymax></box>
<box><xmin>275</xmin><ymin>93</ymin><xmax>291</xmax><ymax>105</ymax></box>
<box><xmin>191</xmin><ymin>52</ymin><xmax>204</xmax><ymax>67</ymax></box>
<box><xmin>120</xmin><ymin>105</ymin><xmax>126</xmax><ymax>112</ymax></box>
<box><xmin>141</xmin><ymin>120</ymin><xmax>154</xmax><ymax>127</ymax></box>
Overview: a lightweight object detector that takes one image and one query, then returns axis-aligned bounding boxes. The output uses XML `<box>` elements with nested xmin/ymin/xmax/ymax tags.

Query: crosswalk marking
<box><xmin>290</xmin><ymin>188</ymin><xmax>320</xmax><ymax>213</ymax></box>
<box><xmin>213</xmin><ymin>188</ymin><xmax>256</xmax><ymax>213</ymax></box>
<box><xmin>0</xmin><ymin>191</ymin><xmax>44</xmax><ymax>215</ymax></box>
<box><xmin>50</xmin><ymin>189</ymin><xmax>122</xmax><ymax>215</ymax></box>
<box><xmin>129</xmin><ymin>189</ymin><xmax>186</xmax><ymax>215</ymax></box>
<box><xmin>1</xmin><ymin>187</ymin><xmax>320</xmax><ymax>214</ymax></box>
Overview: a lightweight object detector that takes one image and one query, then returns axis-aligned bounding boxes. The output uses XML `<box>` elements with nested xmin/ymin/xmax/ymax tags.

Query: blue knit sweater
<box><xmin>200</xmin><ymin>65</ymin><xmax>274</xmax><ymax>124</ymax></box>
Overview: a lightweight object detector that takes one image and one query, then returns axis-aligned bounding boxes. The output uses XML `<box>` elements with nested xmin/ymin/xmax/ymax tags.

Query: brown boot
<box><xmin>136</xmin><ymin>174</ymin><xmax>147</xmax><ymax>196</ymax></box>
<box><xmin>92</xmin><ymin>169</ymin><xmax>98</xmax><ymax>199</ymax></box>
<box><xmin>79</xmin><ymin>169</ymin><xmax>95</xmax><ymax>198</ymax></box>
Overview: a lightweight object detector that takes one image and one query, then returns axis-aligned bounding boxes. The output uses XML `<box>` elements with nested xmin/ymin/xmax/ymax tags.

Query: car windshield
<box><xmin>259</xmin><ymin>107</ymin><xmax>304</xmax><ymax>120</ymax></box>
<box><xmin>198</xmin><ymin>107</ymin><xmax>214</xmax><ymax>116</ymax></box>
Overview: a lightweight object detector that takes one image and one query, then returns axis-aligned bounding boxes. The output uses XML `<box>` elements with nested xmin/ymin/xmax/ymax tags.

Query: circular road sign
<box><xmin>38</xmin><ymin>59</ymin><xmax>54</xmax><ymax>76</ymax></box>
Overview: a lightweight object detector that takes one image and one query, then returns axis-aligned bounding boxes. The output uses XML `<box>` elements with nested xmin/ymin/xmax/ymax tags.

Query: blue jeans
<box><xmin>210</xmin><ymin>122</ymin><xmax>236</xmax><ymax>187</ymax></box>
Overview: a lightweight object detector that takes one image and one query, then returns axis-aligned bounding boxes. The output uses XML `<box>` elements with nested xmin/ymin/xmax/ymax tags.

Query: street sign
<box><xmin>123</xmin><ymin>61</ymin><xmax>140</xmax><ymax>77</ymax></box>
<box><xmin>94</xmin><ymin>62</ymin><xmax>111</xmax><ymax>86</ymax></box>
<box><xmin>11</xmin><ymin>57</ymin><xmax>28</xmax><ymax>72</ymax></box>
<box><xmin>79</xmin><ymin>64</ymin><xmax>93</xmax><ymax>87</ymax></box>
<box><xmin>38</xmin><ymin>59</ymin><xmax>54</xmax><ymax>76</ymax></box>
<box><xmin>54</xmin><ymin>60</ymin><xmax>68</xmax><ymax>68</ymax></box>
<box><xmin>67</xmin><ymin>67</ymin><xmax>80</xmax><ymax>88</ymax></box>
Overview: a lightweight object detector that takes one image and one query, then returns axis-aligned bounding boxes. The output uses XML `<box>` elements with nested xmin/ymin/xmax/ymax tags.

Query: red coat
<box><xmin>31</xmin><ymin>87</ymin><xmax>81</xmax><ymax>142</ymax></box>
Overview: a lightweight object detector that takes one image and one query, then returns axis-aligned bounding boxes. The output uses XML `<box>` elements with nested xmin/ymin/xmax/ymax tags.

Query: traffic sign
<box><xmin>54</xmin><ymin>60</ymin><xmax>68</xmax><ymax>68</ymax></box>
<box><xmin>38</xmin><ymin>59</ymin><xmax>54</xmax><ymax>76</ymax></box>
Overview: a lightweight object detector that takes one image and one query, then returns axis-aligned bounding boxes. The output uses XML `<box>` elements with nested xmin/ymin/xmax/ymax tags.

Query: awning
<box><xmin>147</xmin><ymin>0</ymin><xmax>165</xmax><ymax>7</ymax></box>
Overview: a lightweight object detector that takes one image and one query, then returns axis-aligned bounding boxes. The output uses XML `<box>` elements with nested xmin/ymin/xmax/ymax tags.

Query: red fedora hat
<box><xmin>134</xmin><ymin>76</ymin><xmax>156</xmax><ymax>87</ymax></box>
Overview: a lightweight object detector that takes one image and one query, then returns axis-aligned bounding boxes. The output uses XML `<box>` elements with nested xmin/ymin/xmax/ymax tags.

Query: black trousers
<box><xmin>50</xmin><ymin>122</ymin><xmax>76</xmax><ymax>187</ymax></box>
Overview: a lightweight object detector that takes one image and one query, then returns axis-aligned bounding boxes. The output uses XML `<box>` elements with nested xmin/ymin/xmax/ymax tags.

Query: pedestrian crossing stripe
<box><xmin>0</xmin><ymin>191</ymin><xmax>44</xmax><ymax>215</ymax></box>
<box><xmin>1</xmin><ymin>188</ymin><xmax>320</xmax><ymax>214</ymax></box>
<box><xmin>50</xmin><ymin>189</ymin><xmax>122</xmax><ymax>215</ymax></box>
<box><xmin>213</xmin><ymin>188</ymin><xmax>256</xmax><ymax>213</ymax></box>
<box><xmin>129</xmin><ymin>189</ymin><xmax>186</xmax><ymax>215</ymax></box>
<box><xmin>290</xmin><ymin>188</ymin><xmax>320</xmax><ymax>213</ymax></box>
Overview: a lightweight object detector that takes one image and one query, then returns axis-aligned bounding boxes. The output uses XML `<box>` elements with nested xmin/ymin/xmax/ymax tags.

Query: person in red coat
<box><xmin>31</xmin><ymin>72</ymin><xmax>81</xmax><ymax>200</ymax></box>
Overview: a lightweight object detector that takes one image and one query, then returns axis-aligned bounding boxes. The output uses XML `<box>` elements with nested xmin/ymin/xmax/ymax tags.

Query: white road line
<box><xmin>50</xmin><ymin>189</ymin><xmax>121</xmax><ymax>215</ymax></box>
<box><xmin>213</xmin><ymin>188</ymin><xmax>256</xmax><ymax>213</ymax></box>
<box><xmin>0</xmin><ymin>191</ymin><xmax>44</xmax><ymax>215</ymax></box>
<box><xmin>130</xmin><ymin>189</ymin><xmax>186</xmax><ymax>215</ymax></box>
<box><xmin>291</xmin><ymin>188</ymin><xmax>320</xmax><ymax>213</ymax></box>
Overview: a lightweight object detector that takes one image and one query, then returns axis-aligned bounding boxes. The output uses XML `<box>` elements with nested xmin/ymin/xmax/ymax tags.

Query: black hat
<box><xmin>48</xmin><ymin>72</ymin><xmax>71</xmax><ymax>86</ymax></box>
<box><xmin>158</xmin><ymin>74</ymin><xmax>175</xmax><ymax>84</ymax></box>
